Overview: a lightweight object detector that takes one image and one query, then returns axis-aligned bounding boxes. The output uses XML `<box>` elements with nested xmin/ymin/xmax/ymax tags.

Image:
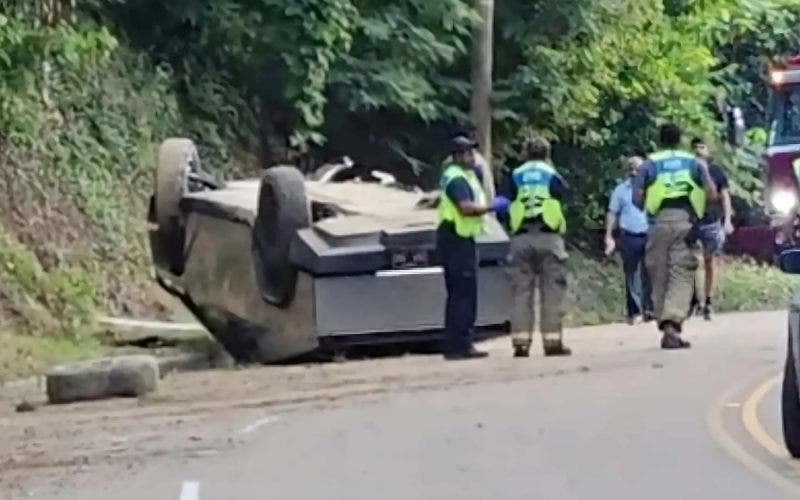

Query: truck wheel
<box><xmin>253</xmin><ymin>166</ymin><xmax>309</xmax><ymax>306</ymax></box>
<box><xmin>782</xmin><ymin>338</ymin><xmax>800</xmax><ymax>458</ymax></box>
<box><xmin>155</xmin><ymin>138</ymin><xmax>197</xmax><ymax>275</ymax></box>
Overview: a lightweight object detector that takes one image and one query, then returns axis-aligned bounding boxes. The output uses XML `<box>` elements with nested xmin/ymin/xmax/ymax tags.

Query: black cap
<box><xmin>450</xmin><ymin>135</ymin><xmax>478</xmax><ymax>154</ymax></box>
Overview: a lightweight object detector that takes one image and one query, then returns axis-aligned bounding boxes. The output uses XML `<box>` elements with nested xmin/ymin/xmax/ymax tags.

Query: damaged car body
<box><xmin>148</xmin><ymin>138</ymin><xmax>512</xmax><ymax>362</ymax></box>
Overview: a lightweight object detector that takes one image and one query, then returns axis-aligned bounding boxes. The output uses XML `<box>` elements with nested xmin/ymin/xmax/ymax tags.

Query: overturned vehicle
<box><xmin>148</xmin><ymin>138</ymin><xmax>512</xmax><ymax>362</ymax></box>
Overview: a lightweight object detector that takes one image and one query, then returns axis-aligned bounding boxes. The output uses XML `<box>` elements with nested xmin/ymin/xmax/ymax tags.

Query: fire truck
<box><xmin>763</xmin><ymin>55</ymin><xmax>800</xmax><ymax>220</ymax></box>
<box><xmin>726</xmin><ymin>55</ymin><xmax>800</xmax><ymax>260</ymax></box>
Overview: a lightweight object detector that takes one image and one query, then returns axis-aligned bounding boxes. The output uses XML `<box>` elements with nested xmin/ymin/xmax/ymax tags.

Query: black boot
<box><xmin>543</xmin><ymin>340</ymin><xmax>572</xmax><ymax>356</ymax></box>
<box><xmin>513</xmin><ymin>343</ymin><xmax>531</xmax><ymax>358</ymax></box>
<box><xmin>660</xmin><ymin>321</ymin><xmax>691</xmax><ymax>350</ymax></box>
<box><xmin>702</xmin><ymin>299</ymin><xmax>714</xmax><ymax>321</ymax></box>
<box><xmin>444</xmin><ymin>346</ymin><xmax>489</xmax><ymax>361</ymax></box>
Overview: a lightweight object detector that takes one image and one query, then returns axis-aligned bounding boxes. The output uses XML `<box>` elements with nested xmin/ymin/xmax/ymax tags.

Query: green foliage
<box><xmin>1</xmin><ymin>0</ymin><xmax>800</xmax><ymax>348</ymax></box>
<box><xmin>567</xmin><ymin>254</ymin><xmax>800</xmax><ymax>328</ymax></box>
<box><xmin>0</xmin><ymin>331</ymin><xmax>103</xmax><ymax>382</ymax></box>
<box><xmin>0</xmin><ymin>227</ymin><xmax>99</xmax><ymax>337</ymax></box>
<box><xmin>0</xmin><ymin>8</ymin><xmax>181</xmax><ymax>337</ymax></box>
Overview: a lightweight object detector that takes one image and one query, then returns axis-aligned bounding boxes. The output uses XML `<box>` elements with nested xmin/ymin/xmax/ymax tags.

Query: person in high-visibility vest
<box><xmin>633</xmin><ymin>124</ymin><xmax>718</xmax><ymax>349</ymax></box>
<box><xmin>504</xmin><ymin>137</ymin><xmax>571</xmax><ymax>357</ymax></box>
<box><xmin>443</xmin><ymin>124</ymin><xmax>496</xmax><ymax>200</ymax></box>
<box><xmin>438</xmin><ymin>135</ymin><xmax>510</xmax><ymax>360</ymax></box>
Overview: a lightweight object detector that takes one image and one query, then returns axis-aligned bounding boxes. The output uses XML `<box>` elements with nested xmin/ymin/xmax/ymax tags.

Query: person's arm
<box><xmin>605</xmin><ymin>213</ymin><xmax>618</xmax><ymax>255</ymax></box>
<box><xmin>716</xmin><ymin>167</ymin><xmax>735</xmax><ymax>234</ymax></box>
<box><xmin>446</xmin><ymin>178</ymin><xmax>493</xmax><ymax>216</ymax></box>
<box><xmin>498</xmin><ymin>168</ymin><xmax>516</xmax><ymax>200</ymax></box>
<box><xmin>696</xmin><ymin>158</ymin><xmax>718</xmax><ymax>201</ymax></box>
<box><xmin>551</xmin><ymin>173</ymin><xmax>570</xmax><ymax>201</ymax></box>
<box><xmin>605</xmin><ymin>186</ymin><xmax>621</xmax><ymax>255</ymax></box>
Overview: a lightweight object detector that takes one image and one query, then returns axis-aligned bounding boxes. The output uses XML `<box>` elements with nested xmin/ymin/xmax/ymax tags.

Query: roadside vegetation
<box><xmin>567</xmin><ymin>254</ymin><xmax>800</xmax><ymax>327</ymax></box>
<box><xmin>1</xmin><ymin>0</ymin><xmax>800</xmax><ymax>378</ymax></box>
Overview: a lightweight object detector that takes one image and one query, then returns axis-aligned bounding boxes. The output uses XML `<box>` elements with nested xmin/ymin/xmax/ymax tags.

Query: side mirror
<box><xmin>778</xmin><ymin>248</ymin><xmax>800</xmax><ymax>274</ymax></box>
<box><xmin>726</xmin><ymin>106</ymin><xmax>746</xmax><ymax>148</ymax></box>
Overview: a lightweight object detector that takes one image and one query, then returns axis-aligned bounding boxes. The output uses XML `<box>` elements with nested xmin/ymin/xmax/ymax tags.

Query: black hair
<box><xmin>525</xmin><ymin>137</ymin><xmax>551</xmax><ymax>160</ymax></box>
<box><xmin>690</xmin><ymin>137</ymin><xmax>705</xmax><ymax>148</ymax></box>
<box><xmin>659</xmin><ymin>123</ymin><xmax>682</xmax><ymax>147</ymax></box>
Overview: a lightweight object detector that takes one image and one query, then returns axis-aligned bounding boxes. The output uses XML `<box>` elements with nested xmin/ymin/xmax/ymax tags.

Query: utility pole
<box><xmin>470</xmin><ymin>0</ymin><xmax>495</xmax><ymax>195</ymax></box>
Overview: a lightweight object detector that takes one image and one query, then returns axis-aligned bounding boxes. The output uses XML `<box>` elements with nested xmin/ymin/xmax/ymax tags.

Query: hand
<box><xmin>723</xmin><ymin>219</ymin><xmax>734</xmax><ymax>236</ymax></box>
<box><xmin>490</xmin><ymin>196</ymin><xmax>511</xmax><ymax>215</ymax></box>
<box><xmin>604</xmin><ymin>236</ymin><xmax>616</xmax><ymax>256</ymax></box>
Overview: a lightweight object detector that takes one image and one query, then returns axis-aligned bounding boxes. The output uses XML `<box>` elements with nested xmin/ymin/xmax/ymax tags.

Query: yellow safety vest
<box><xmin>438</xmin><ymin>165</ymin><xmax>487</xmax><ymax>239</ymax></box>
<box><xmin>508</xmin><ymin>161</ymin><xmax>566</xmax><ymax>234</ymax></box>
<box><xmin>645</xmin><ymin>150</ymin><xmax>706</xmax><ymax>218</ymax></box>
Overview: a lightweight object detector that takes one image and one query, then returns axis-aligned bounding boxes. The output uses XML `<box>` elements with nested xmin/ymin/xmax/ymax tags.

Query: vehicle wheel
<box><xmin>155</xmin><ymin>138</ymin><xmax>198</xmax><ymax>275</ymax></box>
<box><xmin>782</xmin><ymin>338</ymin><xmax>800</xmax><ymax>458</ymax></box>
<box><xmin>253</xmin><ymin>166</ymin><xmax>310</xmax><ymax>307</ymax></box>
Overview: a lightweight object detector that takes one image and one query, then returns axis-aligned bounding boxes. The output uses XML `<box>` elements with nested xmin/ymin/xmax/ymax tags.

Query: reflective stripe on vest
<box><xmin>644</xmin><ymin>150</ymin><xmax>706</xmax><ymax>218</ymax></box>
<box><xmin>508</xmin><ymin>161</ymin><xmax>566</xmax><ymax>234</ymax></box>
<box><xmin>437</xmin><ymin>165</ymin><xmax>487</xmax><ymax>238</ymax></box>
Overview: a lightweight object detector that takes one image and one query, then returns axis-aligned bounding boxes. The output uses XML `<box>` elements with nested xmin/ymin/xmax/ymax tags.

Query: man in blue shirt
<box><xmin>605</xmin><ymin>156</ymin><xmax>654</xmax><ymax>325</ymax></box>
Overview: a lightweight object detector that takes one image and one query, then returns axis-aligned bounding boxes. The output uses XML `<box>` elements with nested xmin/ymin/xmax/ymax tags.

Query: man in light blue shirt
<box><xmin>605</xmin><ymin>156</ymin><xmax>653</xmax><ymax>324</ymax></box>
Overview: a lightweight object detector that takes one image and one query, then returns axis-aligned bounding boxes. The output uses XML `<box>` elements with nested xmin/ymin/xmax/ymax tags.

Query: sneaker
<box><xmin>443</xmin><ymin>347</ymin><xmax>489</xmax><ymax>361</ymax></box>
<box><xmin>643</xmin><ymin>311</ymin><xmax>655</xmax><ymax>323</ymax></box>
<box><xmin>702</xmin><ymin>303</ymin><xmax>713</xmax><ymax>321</ymax></box>
<box><xmin>513</xmin><ymin>344</ymin><xmax>530</xmax><ymax>358</ymax></box>
<box><xmin>626</xmin><ymin>316</ymin><xmax>636</xmax><ymax>326</ymax></box>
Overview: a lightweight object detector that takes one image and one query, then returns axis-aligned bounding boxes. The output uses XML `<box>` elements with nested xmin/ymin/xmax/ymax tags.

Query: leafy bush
<box><xmin>0</xmin><ymin>9</ymin><xmax>181</xmax><ymax>336</ymax></box>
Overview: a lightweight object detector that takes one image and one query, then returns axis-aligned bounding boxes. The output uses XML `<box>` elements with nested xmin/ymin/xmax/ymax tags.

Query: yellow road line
<box><xmin>707</xmin><ymin>378</ymin><xmax>800</xmax><ymax>497</ymax></box>
<box><xmin>742</xmin><ymin>375</ymin><xmax>788</xmax><ymax>459</ymax></box>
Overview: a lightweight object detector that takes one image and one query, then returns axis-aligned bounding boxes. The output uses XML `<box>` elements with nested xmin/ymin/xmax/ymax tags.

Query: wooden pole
<box><xmin>470</xmin><ymin>0</ymin><xmax>495</xmax><ymax>194</ymax></box>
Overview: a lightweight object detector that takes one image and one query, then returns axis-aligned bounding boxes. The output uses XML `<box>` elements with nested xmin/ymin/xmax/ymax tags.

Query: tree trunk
<box><xmin>37</xmin><ymin>0</ymin><xmax>75</xmax><ymax>27</ymax></box>
<box><xmin>470</xmin><ymin>0</ymin><xmax>495</xmax><ymax>198</ymax></box>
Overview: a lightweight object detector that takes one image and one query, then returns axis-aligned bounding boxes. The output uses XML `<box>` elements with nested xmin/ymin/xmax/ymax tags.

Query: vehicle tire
<box><xmin>46</xmin><ymin>355</ymin><xmax>159</xmax><ymax>404</ymax></box>
<box><xmin>155</xmin><ymin>138</ymin><xmax>197</xmax><ymax>275</ymax></box>
<box><xmin>253</xmin><ymin>166</ymin><xmax>309</xmax><ymax>307</ymax></box>
<box><xmin>782</xmin><ymin>338</ymin><xmax>800</xmax><ymax>458</ymax></box>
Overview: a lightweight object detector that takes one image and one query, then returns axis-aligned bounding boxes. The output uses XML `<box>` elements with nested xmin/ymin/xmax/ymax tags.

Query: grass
<box><xmin>566</xmin><ymin>253</ymin><xmax>800</xmax><ymax>327</ymax></box>
<box><xmin>0</xmin><ymin>332</ymin><xmax>105</xmax><ymax>383</ymax></box>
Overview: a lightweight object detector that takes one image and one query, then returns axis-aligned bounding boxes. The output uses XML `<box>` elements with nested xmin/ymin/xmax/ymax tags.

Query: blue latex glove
<box><xmin>490</xmin><ymin>196</ymin><xmax>511</xmax><ymax>214</ymax></box>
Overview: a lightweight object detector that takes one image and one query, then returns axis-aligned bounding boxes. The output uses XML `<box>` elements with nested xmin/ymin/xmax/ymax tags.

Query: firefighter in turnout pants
<box><xmin>633</xmin><ymin>124</ymin><xmax>717</xmax><ymax>349</ymax></box>
<box><xmin>506</xmin><ymin>137</ymin><xmax>571</xmax><ymax>358</ymax></box>
<box><xmin>437</xmin><ymin>135</ymin><xmax>510</xmax><ymax>360</ymax></box>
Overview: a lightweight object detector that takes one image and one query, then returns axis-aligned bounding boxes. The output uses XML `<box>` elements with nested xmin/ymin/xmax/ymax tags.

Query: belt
<box><xmin>622</xmin><ymin>230</ymin><xmax>647</xmax><ymax>237</ymax></box>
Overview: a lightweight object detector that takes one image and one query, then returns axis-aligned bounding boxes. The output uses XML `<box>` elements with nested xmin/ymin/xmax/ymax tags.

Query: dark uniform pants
<box><xmin>619</xmin><ymin>231</ymin><xmax>653</xmax><ymax>318</ymax></box>
<box><xmin>645</xmin><ymin>209</ymin><xmax>698</xmax><ymax>329</ymax></box>
<box><xmin>437</xmin><ymin>227</ymin><xmax>477</xmax><ymax>353</ymax></box>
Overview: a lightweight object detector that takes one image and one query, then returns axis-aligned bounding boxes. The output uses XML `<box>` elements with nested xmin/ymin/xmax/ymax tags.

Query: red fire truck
<box><xmin>727</xmin><ymin>55</ymin><xmax>800</xmax><ymax>260</ymax></box>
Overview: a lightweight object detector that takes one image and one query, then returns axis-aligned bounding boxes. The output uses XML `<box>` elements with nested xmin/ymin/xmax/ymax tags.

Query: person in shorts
<box><xmin>689</xmin><ymin>138</ymin><xmax>734</xmax><ymax>320</ymax></box>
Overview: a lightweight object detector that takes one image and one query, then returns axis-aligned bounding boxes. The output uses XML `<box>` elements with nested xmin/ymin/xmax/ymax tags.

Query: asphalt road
<box><xmin>13</xmin><ymin>311</ymin><xmax>800</xmax><ymax>500</ymax></box>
